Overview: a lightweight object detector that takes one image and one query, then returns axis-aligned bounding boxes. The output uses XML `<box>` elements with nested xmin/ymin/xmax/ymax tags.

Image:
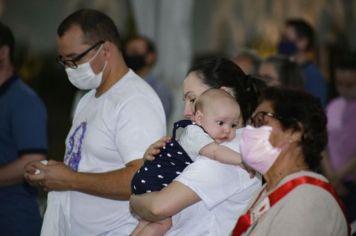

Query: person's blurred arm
<box><xmin>25</xmin><ymin>158</ymin><xmax>143</xmax><ymax>200</ymax></box>
<box><xmin>130</xmin><ymin>181</ymin><xmax>200</xmax><ymax>221</ymax></box>
<box><xmin>0</xmin><ymin>154</ymin><xmax>45</xmax><ymax>187</ymax></box>
<box><xmin>337</xmin><ymin>155</ymin><xmax>356</xmax><ymax>179</ymax></box>
<box><xmin>321</xmin><ymin>150</ymin><xmax>336</xmax><ymax>178</ymax></box>
<box><xmin>6</xmin><ymin>89</ymin><xmax>48</xmax><ymax>187</ymax></box>
<box><xmin>321</xmin><ymin>150</ymin><xmax>348</xmax><ymax>195</ymax></box>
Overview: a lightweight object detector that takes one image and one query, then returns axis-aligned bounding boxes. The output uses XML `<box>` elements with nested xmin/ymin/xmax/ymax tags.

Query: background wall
<box><xmin>1</xmin><ymin>0</ymin><xmax>355</xmax><ymax>160</ymax></box>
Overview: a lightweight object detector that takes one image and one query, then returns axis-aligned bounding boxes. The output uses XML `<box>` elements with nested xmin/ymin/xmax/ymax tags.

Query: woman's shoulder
<box><xmin>253</xmin><ymin>171</ymin><xmax>348</xmax><ymax>236</ymax></box>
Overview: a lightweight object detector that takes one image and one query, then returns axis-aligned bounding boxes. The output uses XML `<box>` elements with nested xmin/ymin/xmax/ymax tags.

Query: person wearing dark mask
<box><xmin>322</xmin><ymin>52</ymin><xmax>356</xmax><ymax>226</ymax></box>
<box><xmin>24</xmin><ymin>9</ymin><xmax>166</xmax><ymax>235</ymax></box>
<box><xmin>124</xmin><ymin>36</ymin><xmax>173</xmax><ymax>120</ymax></box>
<box><xmin>278</xmin><ymin>19</ymin><xmax>327</xmax><ymax>107</ymax></box>
<box><xmin>0</xmin><ymin>22</ymin><xmax>47</xmax><ymax>236</ymax></box>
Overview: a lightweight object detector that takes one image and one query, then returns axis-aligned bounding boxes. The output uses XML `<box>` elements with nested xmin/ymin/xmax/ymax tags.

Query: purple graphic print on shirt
<box><xmin>64</xmin><ymin>122</ymin><xmax>87</xmax><ymax>171</ymax></box>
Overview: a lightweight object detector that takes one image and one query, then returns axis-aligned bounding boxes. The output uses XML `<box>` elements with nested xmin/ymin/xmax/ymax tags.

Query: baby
<box><xmin>131</xmin><ymin>88</ymin><xmax>244</xmax><ymax>236</ymax></box>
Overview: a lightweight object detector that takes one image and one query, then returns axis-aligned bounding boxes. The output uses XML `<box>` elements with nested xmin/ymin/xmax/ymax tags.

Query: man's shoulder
<box><xmin>8</xmin><ymin>77</ymin><xmax>45</xmax><ymax>108</ymax></box>
<box><xmin>113</xmin><ymin>70</ymin><xmax>155</xmax><ymax>96</ymax></box>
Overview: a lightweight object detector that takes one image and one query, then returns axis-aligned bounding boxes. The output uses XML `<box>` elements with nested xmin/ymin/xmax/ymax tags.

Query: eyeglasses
<box><xmin>249</xmin><ymin>111</ymin><xmax>281</xmax><ymax>128</ymax></box>
<box><xmin>56</xmin><ymin>40</ymin><xmax>104</xmax><ymax>69</ymax></box>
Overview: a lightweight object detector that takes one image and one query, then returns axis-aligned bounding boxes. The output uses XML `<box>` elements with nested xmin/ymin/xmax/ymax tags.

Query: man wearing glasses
<box><xmin>25</xmin><ymin>9</ymin><xmax>166</xmax><ymax>235</ymax></box>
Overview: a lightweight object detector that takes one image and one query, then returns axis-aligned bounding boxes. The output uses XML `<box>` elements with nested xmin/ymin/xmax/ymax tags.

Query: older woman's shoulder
<box><xmin>273</xmin><ymin>171</ymin><xmax>348</xmax><ymax>236</ymax></box>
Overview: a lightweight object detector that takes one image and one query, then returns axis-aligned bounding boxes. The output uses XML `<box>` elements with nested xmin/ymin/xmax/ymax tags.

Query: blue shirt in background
<box><xmin>0</xmin><ymin>75</ymin><xmax>47</xmax><ymax>236</ymax></box>
<box><xmin>302</xmin><ymin>62</ymin><xmax>328</xmax><ymax>108</ymax></box>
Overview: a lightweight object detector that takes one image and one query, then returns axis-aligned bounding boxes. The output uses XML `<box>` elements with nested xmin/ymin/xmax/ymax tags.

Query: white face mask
<box><xmin>65</xmin><ymin>45</ymin><xmax>106</xmax><ymax>90</ymax></box>
<box><xmin>240</xmin><ymin>125</ymin><xmax>282</xmax><ymax>174</ymax></box>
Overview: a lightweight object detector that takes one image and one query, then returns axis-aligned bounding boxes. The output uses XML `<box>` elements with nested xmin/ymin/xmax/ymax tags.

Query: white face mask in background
<box><xmin>240</xmin><ymin>125</ymin><xmax>282</xmax><ymax>174</ymax></box>
<box><xmin>65</xmin><ymin>45</ymin><xmax>107</xmax><ymax>90</ymax></box>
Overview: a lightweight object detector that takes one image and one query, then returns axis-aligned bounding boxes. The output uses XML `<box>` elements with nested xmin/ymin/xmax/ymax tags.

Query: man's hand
<box><xmin>24</xmin><ymin>160</ymin><xmax>75</xmax><ymax>191</ymax></box>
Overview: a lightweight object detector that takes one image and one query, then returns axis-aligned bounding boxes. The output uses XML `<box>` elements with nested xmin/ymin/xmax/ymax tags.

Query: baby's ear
<box><xmin>238</xmin><ymin>116</ymin><xmax>243</xmax><ymax>127</ymax></box>
<box><xmin>194</xmin><ymin>110</ymin><xmax>204</xmax><ymax>125</ymax></box>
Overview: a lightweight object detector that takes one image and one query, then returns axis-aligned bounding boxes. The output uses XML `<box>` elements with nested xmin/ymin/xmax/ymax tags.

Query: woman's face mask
<box><xmin>240</xmin><ymin>125</ymin><xmax>282</xmax><ymax>174</ymax></box>
<box><xmin>124</xmin><ymin>54</ymin><xmax>146</xmax><ymax>72</ymax></box>
<box><xmin>65</xmin><ymin>45</ymin><xmax>106</xmax><ymax>90</ymax></box>
<box><xmin>277</xmin><ymin>40</ymin><xmax>297</xmax><ymax>56</ymax></box>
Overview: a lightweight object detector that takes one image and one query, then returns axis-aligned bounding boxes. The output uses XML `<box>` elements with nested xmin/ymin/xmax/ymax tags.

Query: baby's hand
<box><xmin>143</xmin><ymin>136</ymin><xmax>171</xmax><ymax>161</ymax></box>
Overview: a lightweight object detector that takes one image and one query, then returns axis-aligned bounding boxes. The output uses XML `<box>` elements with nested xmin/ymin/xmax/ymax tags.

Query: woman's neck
<box><xmin>264</xmin><ymin>146</ymin><xmax>309</xmax><ymax>192</ymax></box>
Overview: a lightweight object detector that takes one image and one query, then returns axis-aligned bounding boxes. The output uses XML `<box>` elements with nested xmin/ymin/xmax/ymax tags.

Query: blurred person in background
<box><xmin>278</xmin><ymin>18</ymin><xmax>327</xmax><ymax>107</ymax></box>
<box><xmin>0</xmin><ymin>21</ymin><xmax>47</xmax><ymax>236</ymax></box>
<box><xmin>232</xmin><ymin>49</ymin><xmax>261</xmax><ymax>76</ymax></box>
<box><xmin>124</xmin><ymin>35</ymin><xmax>173</xmax><ymax>121</ymax></box>
<box><xmin>322</xmin><ymin>52</ymin><xmax>356</xmax><ymax>227</ymax></box>
<box><xmin>258</xmin><ymin>54</ymin><xmax>304</xmax><ymax>89</ymax></box>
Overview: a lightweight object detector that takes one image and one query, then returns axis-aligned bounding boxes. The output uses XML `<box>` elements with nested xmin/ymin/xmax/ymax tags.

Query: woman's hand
<box><xmin>143</xmin><ymin>136</ymin><xmax>171</xmax><ymax>161</ymax></box>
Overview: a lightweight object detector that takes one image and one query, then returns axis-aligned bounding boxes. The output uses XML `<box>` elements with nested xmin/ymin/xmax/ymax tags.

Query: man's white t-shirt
<box><xmin>166</xmin><ymin>129</ymin><xmax>261</xmax><ymax>236</ymax></box>
<box><xmin>57</xmin><ymin>70</ymin><xmax>165</xmax><ymax>235</ymax></box>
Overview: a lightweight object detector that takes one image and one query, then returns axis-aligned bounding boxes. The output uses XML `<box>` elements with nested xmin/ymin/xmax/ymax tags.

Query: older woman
<box><xmin>130</xmin><ymin>57</ymin><xmax>265</xmax><ymax>235</ymax></box>
<box><xmin>233</xmin><ymin>87</ymin><xmax>349</xmax><ymax>236</ymax></box>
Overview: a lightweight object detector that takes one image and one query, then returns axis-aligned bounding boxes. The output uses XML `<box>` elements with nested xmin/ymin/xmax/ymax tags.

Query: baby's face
<box><xmin>195</xmin><ymin>103</ymin><xmax>241</xmax><ymax>143</ymax></box>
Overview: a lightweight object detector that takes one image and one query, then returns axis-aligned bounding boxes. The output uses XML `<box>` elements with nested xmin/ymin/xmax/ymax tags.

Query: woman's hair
<box><xmin>261</xmin><ymin>87</ymin><xmax>327</xmax><ymax>170</ymax></box>
<box><xmin>263</xmin><ymin>55</ymin><xmax>304</xmax><ymax>89</ymax></box>
<box><xmin>188</xmin><ymin>56</ymin><xmax>266</xmax><ymax>124</ymax></box>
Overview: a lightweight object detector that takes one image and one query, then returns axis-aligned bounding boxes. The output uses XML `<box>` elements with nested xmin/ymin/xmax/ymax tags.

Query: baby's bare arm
<box><xmin>199</xmin><ymin>143</ymin><xmax>242</xmax><ymax>165</ymax></box>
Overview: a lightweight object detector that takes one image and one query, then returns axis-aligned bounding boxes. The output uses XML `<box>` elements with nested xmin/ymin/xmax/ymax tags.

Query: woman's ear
<box><xmin>220</xmin><ymin>86</ymin><xmax>234</xmax><ymax>96</ymax></box>
<box><xmin>194</xmin><ymin>110</ymin><xmax>204</xmax><ymax>125</ymax></box>
<box><xmin>288</xmin><ymin>122</ymin><xmax>304</xmax><ymax>143</ymax></box>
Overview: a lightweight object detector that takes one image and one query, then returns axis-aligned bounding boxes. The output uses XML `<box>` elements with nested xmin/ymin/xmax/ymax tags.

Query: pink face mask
<box><xmin>240</xmin><ymin>125</ymin><xmax>281</xmax><ymax>174</ymax></box>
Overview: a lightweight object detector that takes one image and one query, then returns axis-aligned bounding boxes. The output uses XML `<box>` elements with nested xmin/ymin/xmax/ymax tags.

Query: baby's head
<box><xmin>194</xmin><ymin>89</ymin><xmax>242</xmax><ymax>143</ymax></box>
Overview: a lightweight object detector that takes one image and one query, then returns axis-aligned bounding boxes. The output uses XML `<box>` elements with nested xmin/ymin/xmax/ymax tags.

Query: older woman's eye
<box><xmin>189</xmin><ymin>98</ymin><xmax>196</xmax><ymax>104</ymax></box>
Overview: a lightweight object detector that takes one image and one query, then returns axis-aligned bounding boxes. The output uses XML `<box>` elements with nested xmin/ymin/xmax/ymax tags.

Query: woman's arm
<box><xmin>130</xmin><ymin>181</ymin><xmax>200</xmax><ymax>221</ymax></box>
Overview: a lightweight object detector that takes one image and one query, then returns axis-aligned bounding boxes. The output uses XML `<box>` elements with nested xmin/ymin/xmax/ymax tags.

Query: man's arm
<box><xmin>25</xmin><ymin>158</ymin><xmax>143</xmax><ymax>200</ymax></box>
<box><xmin>0</xmin><ymin>153</ymin><xmax>45</xmax><ymax>187</ymax></box>
<box><xmin>130</xmin><ymin>181</ymin><xmax>200</xmax><ymax>221</ymax></box>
